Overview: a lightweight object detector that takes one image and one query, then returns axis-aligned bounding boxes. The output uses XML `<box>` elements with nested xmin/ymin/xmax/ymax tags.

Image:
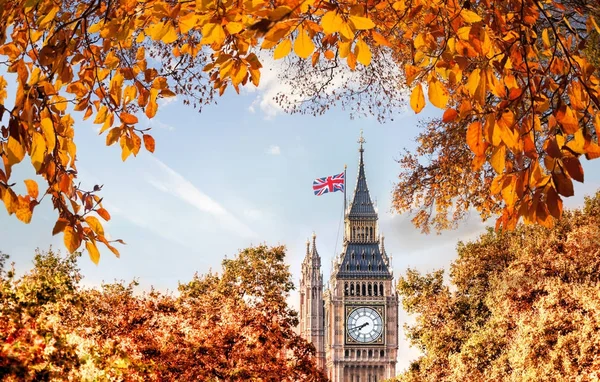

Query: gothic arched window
<box><xmin>368</xmin><ymin>283</ymin><xmax>372</xmax><ymax>296</ymax></box>
<box><xmin>344</xmin><ymin>282</ymin><xmax>349</xmax><ymax>296</ymax></box>
<box><xmin>362</xmin><ymin>284</ymin><xmax>366</xmax><ymax>296</ymax></box>
<box><xmin>379</xmin><ymin>283</ymin><xmax>384</xmax><ymax>296</ymax></box>
<box><xmin>374</xmin><ymin>284</ymin><xmax>378</xmax><ymax>296</ymax></box>
<box><xmin>350</xmin><ymin>283</ymin><xmax>355</xmax><ymax>296</ymax></box>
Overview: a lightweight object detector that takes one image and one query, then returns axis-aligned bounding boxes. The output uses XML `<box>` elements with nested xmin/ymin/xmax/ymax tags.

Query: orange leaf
<box><xmin>97</xmin><ymin>208</ymin><xmax>111</xmax><ymax>221</ymax></box>
<box><xmin>24</xmin><ymin>179</ymin><xmax>39</xmax><ymax>199</ymax></box>
<box><xmin>466</xmin><ymin>121</ymin><xmax>486</xmax><ymax>156</ymax></box>
<box><xmin>552</xmin><ymin>171</ymin><xmax>574</xmax><ymax>197</ymax></box>
<box><xmin>143</xmin><ymin>134</ymin><xmax>156</xmax><ymax>153</ymax></box>
<box><xmin>442</xmin><ymin>108</ymin><xmax>458</xmax><ymax>123</ymax></box>
<box><xmin>120</xmin><ymin>112</ymin><xmax>139</xmax><ymax>124</ymax></box>
<box><xmin>555</xmin><ymin>104</ymin><xmax>579</xmax><ymax>134</ymax></box>
<box><xmin>490</xmin><ymin>144</ymin><xmax>506</xmax><ymax>174</ymax></box>
<box><xmin>562</xmin><ymin>157</ymin><xmax>584</xmax><ymax>183</ymax></box>
<box><xmin>52</xmin><ymin>218</ymin><xmax>69</xmax><ymax>235</ymax></box>
<box><xmin>546</xmin><ymin>186</ymin><xmax>562</xmax><ymax>219</ymax></box>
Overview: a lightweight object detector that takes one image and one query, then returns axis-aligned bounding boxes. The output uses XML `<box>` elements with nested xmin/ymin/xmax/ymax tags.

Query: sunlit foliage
<box><xmin>0</xmin><ymin>245</ymin><xmax>327</xmax><ymax>381</ymax></box>
<box><xmin>395</xmin><ymin>190</ymin><xmax>600</xmax><ymax>381</ymax></box>
<box><xmin>1</xmin><ymin>0</ymin><xmax>599</xmax><ymax>260</ymax></box>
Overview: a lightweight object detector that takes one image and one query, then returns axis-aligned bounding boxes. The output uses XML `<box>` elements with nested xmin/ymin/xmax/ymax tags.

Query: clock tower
<box><xmin>300</xmin><ymin>133</ymin><xmax>399</xmax><ymax>381</ymax></box>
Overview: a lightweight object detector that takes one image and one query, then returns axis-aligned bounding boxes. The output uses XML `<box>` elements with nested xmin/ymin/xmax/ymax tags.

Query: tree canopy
<box><xmin>0</xmin><ymin>245</ymin><xmax>327</xmax><ymax>381</ymax></box>
<box><xmin>396</xmin><ymin>190</ymin><xmax>600</xmax><ymax>381</ymax></box>
<box><xmin>0</xmin><ymin>0</ymin><xmax>599</xmax><ymax>259</ymax></box>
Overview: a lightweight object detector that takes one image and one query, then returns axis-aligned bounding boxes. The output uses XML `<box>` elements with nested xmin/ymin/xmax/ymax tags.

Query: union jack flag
<box><xmin>313</xmin><ymin>172</ymin><xmax>345</xmax><ymax>196</ymax></box>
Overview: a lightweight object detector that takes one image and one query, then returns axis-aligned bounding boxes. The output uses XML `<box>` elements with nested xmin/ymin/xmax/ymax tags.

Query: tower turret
<box><xmin>299</xmin><ymin>233</ymin><xmax>325</xmax><ymax>369</ymax></box>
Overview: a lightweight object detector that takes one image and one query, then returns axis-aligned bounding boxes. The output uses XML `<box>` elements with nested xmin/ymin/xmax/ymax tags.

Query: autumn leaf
<box><xmin>24</xmin><ymin>179</ymin><xmax>39</xmax><ymax>199</ymax></box>
<box><xmin>143</xmin><ymin>134</ymin><xmax>156</xmax><ymax>153</ymax></box>
<box><xmin>349</xmin><ymin>16</ymin><xmax>375</xmax><ymax>30</ymax></box>
<box><xmin>442</xmin><ymin>109</ymin><xmax>458</xmax><ymax>123</ymax></box>
<box><xmin>410</xmin><ymin>84</ymin><xmax>425</xmax><ymax>113</ymax></box>
<box><xmin>274</xmin><ymin>39</ymin><xmax>292</xmax><ymax>60</ymax></box>
<box><xmin>466</xmin><ymin>121</ymin><xmax>487</xmax><ymax>156</ymax></box>
<box><xmin>427</xmin><ymin>77</ymin><xmax>449</xmax><ymax>109</ymax></box>
<box><xmin>490</xmin><ymin>144</ymin><xmax>506</xmax><ymax>174</ymax></box>
<box><xmin>120</xmin><ymin>112</ymin><xmax>139</xmax><ymax>124</ymax></box>
<box><xmin>321</xmin><ymin>11</ymin><xmax>344</xmax><ymax>34</ymax></box>
<box><xmin>294</xmin><ymin>28</ymin><xmax>315</xmax><ymax>59</ymax></box>
<box><xmin>86</xmin><ymin>240</ymin><xmax>101</xmax><ymax>264</ymax></box>
<box><xmin>63</xmin><ymin>226</ymin><xmax>81</xmax><ymax>253</ymax></box>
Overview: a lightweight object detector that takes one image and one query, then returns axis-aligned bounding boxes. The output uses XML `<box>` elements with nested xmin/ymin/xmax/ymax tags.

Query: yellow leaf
<box><xmin>2</xmin><ymin>187</ymin><xmax>17</xmax><ymax>215</ymax></box>
<box><xmin>427</xmin><ymin>77</ymin><xmax>449</xmax><ymax>109</ymax></box>
<box><xmin>461</xmin><ymin>9</ymin><xmax>482</xmax><ymax>23</ymax></box>
<box><xmin>161</xmin><ymin>24</ymin><xmax>178</xmax><ymax>44</ymax></box>
<box><xmin>274</xmin><ymin>39</ymin><xmax>292</xmax><ymax>60</ymax></box>
<box><xmin>501</xmin><ymin>175</ymin><xmax>517</xmax><ymax>208</ymax></box>
<box><xmin>322</xmin><ymin>11</ymin><xmax>344</xmax><ymax>34</ymax></box>
<box><xmin>355</xmin><ymin>39</ymin><xmax>371</xmax><ymax>66</ymax></box>
<box><xmin>86</xmin><ymin>240</ymin><xmax>100</xmax><ymax>265</ymax></box>
<box><xmin>94</xmin><ymin>105</ymin><xmax>108</xmax><ymax>124</ymax></box>
<box><xmin>24</xmin><ymin>179</ymin><xmax>39</xmax><ymax>199</ymax></box>
<box><xmin>16</xmin><ymin>197</ymin><xmax>33</xmax><ymax>224</ymax></box>
<box><xmin>410</xmin><ymin>84</ymin><xmax>425</xmax><ymax>113</ymax></box>
<box><xmin>542</xmin><ymin>28</ymin><xmax>551</xmax><ymax>48</ymax></box>
<box><xmin>490</xmin><ymin>144</ymin><xmax>506</xmax><ymax>174</ymax></box>
<box><xmin>7</xmin><ymin>136</ymin><xmax>25</xmax><ymax>165</ymax></box>
<box><xmin>202</xmin><ymin>23</ymin><xmax>226</xmax><ymax>45</ymax></box>
<box><xmin>349</xmin><ymin>15</ymin><xmax>375</xmax><ymax>30</ymax></box>
<box><xmin>225</xmin><ymin>22</ymin><xmax>244</xmax><ymax>35</ymax></box>
<box><xmin>63</xmin><ymin>226</ymin><xmax>81</xmax><ymax>253</ymax></box>
<box><xmin>339</xmin><ymin>22</ymin><xmax>355</xmax><ymax>40</ymax></box>
<box><xmin>85</xmin><ymin>216</ymin><xmax>105</xmax><ymax>236</ymax></box>
<box><xmin>31</xmin><ymin>132</ymin><xmax>46</xmax><ymax>172</ymax></box>
<box><xmin>466</xmin><ymin>69</ymin><xmax>481</xmax><ymax>97</ymax></box>
<box><xmin>40</xmin><ymin>118</ymin><xmax>56</xmax><ymax>152</ymax></box>
<box><xmin>179</xmin><ymin>12</ymin><xmax>199</xmax><ymax>34</ymax></box>
<box><xmin>294</xmin><ymin>28</ymin><xmax>315</xmax><ymax>59</ymax></box>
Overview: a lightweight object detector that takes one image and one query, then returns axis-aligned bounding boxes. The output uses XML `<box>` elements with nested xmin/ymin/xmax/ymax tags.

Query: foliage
<box><xmin>0</xmin><ymin>245</ymin><xmax>327</xmax><ymax>381</ymax></box>
<box><xmin>395</xmin><ymin>190</ymin><xmax>600</xmax><ymax>381</ymax></box>
<box><xmin>1</xmin><ymin>0</ymin><xmax>600</xmax><ymax>260</ymax></box>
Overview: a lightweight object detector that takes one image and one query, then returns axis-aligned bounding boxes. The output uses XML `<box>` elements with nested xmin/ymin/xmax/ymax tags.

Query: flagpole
<box><xmin>343</xmin><ymin>164</ymin><xmax>347</xmax><ymax>217</ymax></box>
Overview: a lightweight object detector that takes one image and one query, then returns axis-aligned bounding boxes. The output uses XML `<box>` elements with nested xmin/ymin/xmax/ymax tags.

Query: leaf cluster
<box><xmin>395</xmin><ymin>190</ymin><xmax>600</xmax><ymax>381</ymax></box>
<box><xmin>0</xmin><ymin>245</ymin><xmax>328</xmax><ymax>381</ymax></box>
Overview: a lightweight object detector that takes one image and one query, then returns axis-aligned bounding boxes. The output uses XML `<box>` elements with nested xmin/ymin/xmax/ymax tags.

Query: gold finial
<box><xmin>358</xmin><ymin>129</ymin><xmax>366</xmax><ymax>146</ymax></box>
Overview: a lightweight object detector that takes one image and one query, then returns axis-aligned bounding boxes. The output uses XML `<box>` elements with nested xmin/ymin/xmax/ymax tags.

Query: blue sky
<box><xmin>2</xmin><ymin>62</ymin><xmax>600</xmax><ymax>371</ymax></box>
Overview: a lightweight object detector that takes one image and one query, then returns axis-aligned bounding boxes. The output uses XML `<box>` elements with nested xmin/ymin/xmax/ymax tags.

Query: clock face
<box><xmin>346</xmin><ymin>307</ymin><xmax>383</xmax><ymax>343</ymax></box>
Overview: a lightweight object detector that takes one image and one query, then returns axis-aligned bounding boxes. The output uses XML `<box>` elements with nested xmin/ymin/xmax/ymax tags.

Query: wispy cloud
<box><xmin>145</xmin><ymin>157</ymin><xmax>257</xmax><ymax>239</ymax></box>
<box><xmin>266</xmin><ymin>145</ymin><xmax>281</xmax><ymax>155</ymax></box>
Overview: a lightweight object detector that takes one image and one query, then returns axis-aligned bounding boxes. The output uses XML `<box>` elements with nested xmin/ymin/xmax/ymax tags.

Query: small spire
<box><xmin>358</xmin><ymin>129</ymin><xmax>366</xmax><ymax>152</ymax></box>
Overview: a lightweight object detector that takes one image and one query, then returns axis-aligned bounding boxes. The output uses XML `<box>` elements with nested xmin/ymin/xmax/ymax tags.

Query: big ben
<box><xmin>300</xmin><ymin>133</ymin><xmax>399</xmax><ymax>381</ymax></box>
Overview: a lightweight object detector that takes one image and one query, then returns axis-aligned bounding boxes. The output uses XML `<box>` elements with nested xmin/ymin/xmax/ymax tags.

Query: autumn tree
<box><xmin>0</xmin><ymin>245</ymin><xmax>327</xmax><ymax>381</ymax></box>
<box><xmin>395</xmin><ymin>190</ymin><xmax>600</xmax><ymax>381</ymax></box>
<box><xmin>1</xmin><ymin>0</ymin><xmax>600</xmax><ymax>259</ymax></box>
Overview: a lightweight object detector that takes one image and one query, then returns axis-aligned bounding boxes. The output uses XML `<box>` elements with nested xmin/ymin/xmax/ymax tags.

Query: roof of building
<box><xmin>337</xmin><ymin>243</ymin><xmax>391</xmax><ymax>279</ymax></box>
